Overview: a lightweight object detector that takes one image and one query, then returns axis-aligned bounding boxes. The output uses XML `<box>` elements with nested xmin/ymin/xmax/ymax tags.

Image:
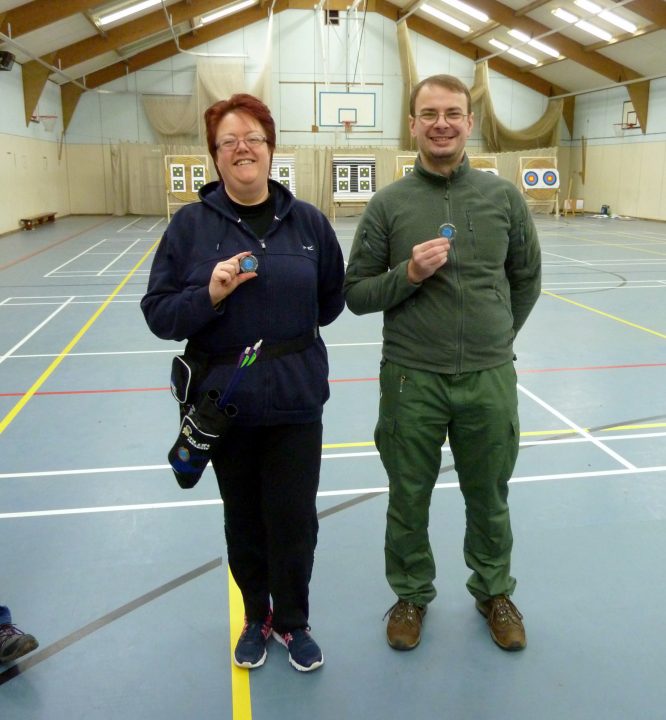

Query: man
<box><xmin>0</xmin><ymin>605</ymin><xmax>39</xmax><ymax>664</ymax></box>
<box><xmin>344</xmin><ymin>74</ymin><xmax>541</xmax><ymax>652</ymax></box>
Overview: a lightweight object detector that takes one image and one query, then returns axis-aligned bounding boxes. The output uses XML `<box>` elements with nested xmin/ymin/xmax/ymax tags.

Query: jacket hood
<box><xmin>198</xmin><ymin>178</ymin><xmax>296</xmax><ymax>220</ymax></box>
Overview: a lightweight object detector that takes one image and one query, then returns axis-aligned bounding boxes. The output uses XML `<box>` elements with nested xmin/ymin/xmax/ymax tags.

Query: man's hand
<box><xmin>407</xmin><ymin>237</ymin><xmax>451</xmax><ymax>284</ymax></box>
<box><xmin>209</xmin><ymin>251</ymin><xmax>257</xmax><ymax>306</ymax></box>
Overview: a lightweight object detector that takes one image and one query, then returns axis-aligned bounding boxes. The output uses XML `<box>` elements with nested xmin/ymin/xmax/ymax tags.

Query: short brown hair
<box><xmin>409</xmin><ymin>75</ymin><xmax>472</xmax><ymax>116</ymax></box>
<box><xmin>204</xmin><ymin>93</ymin><xmax>276</xmax><ymax>178</ymax></box>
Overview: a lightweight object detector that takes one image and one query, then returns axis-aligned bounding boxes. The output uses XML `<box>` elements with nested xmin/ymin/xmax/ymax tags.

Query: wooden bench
<box><xmin>20</xmin><ymin>212</ymin><xmax>57</xmax><ymax>230</ymax></box>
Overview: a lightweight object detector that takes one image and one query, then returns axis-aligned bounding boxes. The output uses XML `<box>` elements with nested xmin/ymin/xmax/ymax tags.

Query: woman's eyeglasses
<box><xmin>216</xmin><ymin>134</ymin><xmax>268</xmax><ymax>151</ymax></box>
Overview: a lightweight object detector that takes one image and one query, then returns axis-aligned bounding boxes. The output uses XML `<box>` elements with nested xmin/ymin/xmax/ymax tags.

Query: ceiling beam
<box><xmin>0</xmin><ymin>0</ymin><xmax>97</xmax><ymax>38</ymax></box>
<box><xmin>25</xmin><ymin>0</ymin><xmax>250</xmax><ymax>71</ymax></box>
<box><xmin>625</xmin><ymin>0</ymin><xmax>666</xmax><ymax>28</ymax></box>
<box><xmin>59</xmin><ymin>4</ymin><xmax>272</xmax><ymax>128</ymax></box>
<box><xmin>403</xmin><ymin>13</ymin><xmax>568</xmax><ymax>97</ymax></box>
<box><xmin>471</xmin><ymin>0</ymin><xmax>644</xmax><ymax>84</ymax></box>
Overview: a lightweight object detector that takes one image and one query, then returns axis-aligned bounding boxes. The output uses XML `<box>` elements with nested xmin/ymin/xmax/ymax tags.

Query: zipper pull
<box><xmin>399</xmin><ymin>375</ymin><xmax>406</xmax><ymax>393</ymax></box>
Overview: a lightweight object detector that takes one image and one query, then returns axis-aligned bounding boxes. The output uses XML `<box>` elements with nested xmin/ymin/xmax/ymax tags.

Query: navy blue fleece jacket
<box><xmin>141</xmin><ymin>179</ymin><xmax>345</xmax><ymax>426</ymax></box>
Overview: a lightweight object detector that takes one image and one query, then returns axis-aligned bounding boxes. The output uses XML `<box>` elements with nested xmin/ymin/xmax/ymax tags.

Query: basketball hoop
<box><xmin>343</xmin><ymin>120</ymin><xmax>354</xmax><ymax>135</ymax></box>
<box><xmin>38</xmin><ymin>115</ymin><xmax>58</xmax><ymax>133</ymax></box>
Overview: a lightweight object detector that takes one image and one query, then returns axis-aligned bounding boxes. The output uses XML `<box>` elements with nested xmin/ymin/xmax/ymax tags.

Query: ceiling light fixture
<box><xmin>574</xmin><ymin>0</ymin><xmax>637</xmax><ymax>34</ymax></box>
<box><xmin>200</xmin><ymin>0</ymin><xmax>258</xmax><ymax>24</ymax></box>
<box><xmin>96</xmin><ymin>0</ymin><xmax>162</xmax><ymax>27</ymax></box>
<box><xmin>552</xmin><ymin>7</ymin><xmax>613</xmax><ymax>42</ymax></box>
<box><xmin>507</xmin><ymin>47</ymin><xmax>538</xmax><ymax>65</ymax></box>
<box><xmin>421</xmin><ymin>5</ymin><xmax>471</xmax><ymax>32</ymax></box>
<box><xmin>489</xmin><ymin>38</ymin><xmax>508</xmax><ymax>51</ymax></box>
<box><xmin>508</xmin><ymin>29</ymin><xmax>560</xmax><ymax>59</ymax></box>
<box><xmin>489</xmin><ymin>37</ymin><xmax>538</xmax><ymax>65</ymax></box>
<box><xmin>438</xmin><ymin>0</ymin><xmax>489</xmax><ymax>23</ymax></box>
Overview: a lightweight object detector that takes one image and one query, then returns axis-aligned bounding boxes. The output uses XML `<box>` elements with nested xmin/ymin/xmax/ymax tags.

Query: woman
<box><xmin>141</xmin><ymin>94</ymin><xmax>345</xmax><ymax>672</ymax></box>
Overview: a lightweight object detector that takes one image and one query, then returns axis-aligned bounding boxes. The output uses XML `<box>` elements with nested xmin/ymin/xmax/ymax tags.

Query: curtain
<box><xmin>471</xmin><ymin>62</ymin><xmax>563</xmax><ymax>152</ymax></box>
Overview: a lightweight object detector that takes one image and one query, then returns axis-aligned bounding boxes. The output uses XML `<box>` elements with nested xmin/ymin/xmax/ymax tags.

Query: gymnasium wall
<box><xmin>0</xmin><ymin>10</ymin><xmax>665</xmax><ymax>235</ymax></box>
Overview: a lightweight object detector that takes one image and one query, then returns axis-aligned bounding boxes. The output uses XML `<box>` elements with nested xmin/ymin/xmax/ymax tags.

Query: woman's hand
<box><xmin>209</xmin><ymin>251</ymin><xmax>257</xmax><ymax>306</ymax></box>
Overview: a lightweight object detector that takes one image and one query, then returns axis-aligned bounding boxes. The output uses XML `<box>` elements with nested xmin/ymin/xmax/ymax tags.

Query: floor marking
<box><xmin>0</xmin><ymin>557</ymin><xmax>223</xmax><ymax>686</ymax></box>
<box><xmin>0</xmin><ymin>218</ymin><xmax>110</xmax><ymax>272</ymax></box>
<box><xmin>0</xmin><ymin>297</ymin><xmax>74</xmax><ymax>367</ymax></box>
<box><xmin>543</xmin><ymin>289</ymin><xmax>666</xmax><ymax>339</ymax></box>
<box><xmin>96</xmin><ymin>238</ymin><xmax>142</xmax><ymax>276</ymax></box>
<box><xmin>518</xmin><ymin>383</ymin><xmax>636</xmax><ymax>470</ymax></box>
<box><xmin>0</xmin><ymin>240</ymin><xmax>160</xmax><ymax>436</ymax></box>
<box><xmin>1</xmin><ymin>428</ymin><xmax>664</xmax><ymax>482</ymax></box>
<box><xmin>44</xmin><ymin>238</ymin><xmax>107</xmax><ymax>277</ymax></box>
<box><xmin>2</xmin><ymin>465</ymin><xmax>666</xmax><ymax>520</ymax></box>
<box><xmin>228</xmin><ymin>569</ymin><xmax>252</xmax><ymax>720</ymax></box>
<box><xmin>147</xmin><ymin>217</ymin><xmax>166</xmax><ymax>232</ymax></box>
<box><xmin>117</xmin><ymin>216</ymin><xmax>142</xmax><ymax>232</ymax></box>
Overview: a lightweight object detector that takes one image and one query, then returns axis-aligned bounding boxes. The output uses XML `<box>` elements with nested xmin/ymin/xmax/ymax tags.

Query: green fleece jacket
<box><xmin>344</xmin><ymin>154</ymin><xmax>542</xmax><ymax>374</ymax></box>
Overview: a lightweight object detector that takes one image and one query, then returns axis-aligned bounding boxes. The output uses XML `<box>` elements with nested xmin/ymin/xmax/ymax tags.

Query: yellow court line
<box><xmin>0</xmin><ymin>239</ymin><xmax>161</xmax><ymax>435</ymax></box>
<box><xmin>581</xmin><ymin>235</ymin><xmax>666</xmax><ymax>256</ymax></box>
<box><xmin>228</xmin><ymin>569</ymin><xmax>252</xmax><ymax>720</ymax></box>
<box><xmin>322</xmin><ymin>423</ymin><xmax>666</xmax><ymax>448</ymax></box>
<box><xmin>542</xmin><ymin>290</ymin><xmax>666</xmax><ymax>340</ymax></box>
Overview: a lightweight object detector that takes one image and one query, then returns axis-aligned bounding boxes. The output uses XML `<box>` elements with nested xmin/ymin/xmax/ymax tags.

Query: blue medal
<box><xmin>438</xmin><ymin>223</ymin><xmax>456</xmax><ymax>240</ymax></box>
<box><xmin>239</xmin><ymin>254</ymin><xmax>259</xmax><ymax>273</ymax></box>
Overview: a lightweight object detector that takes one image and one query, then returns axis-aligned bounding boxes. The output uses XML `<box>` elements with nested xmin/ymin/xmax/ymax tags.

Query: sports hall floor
<box><xmin>1</xmin><ymin>211</ymin><xmax>665</xmax><ymax>720</ymax></box>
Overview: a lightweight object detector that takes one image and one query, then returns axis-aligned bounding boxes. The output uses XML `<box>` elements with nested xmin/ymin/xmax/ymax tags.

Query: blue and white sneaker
<box><xmin>234</xmin><ymin>611</ymin><xmax>272</xmax><ymax>668</ymax></box>
<box><xmin>272</xmin><ymin>627</ymin><xmax>324</xmax><ymax>672</ymax></box>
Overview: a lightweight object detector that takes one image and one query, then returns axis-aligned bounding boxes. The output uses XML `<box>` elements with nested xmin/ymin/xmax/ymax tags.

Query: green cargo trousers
<box><xmin>375</xmin><ymin>359</ymin><xmax>520</xmax><ymax>606</ymax></box>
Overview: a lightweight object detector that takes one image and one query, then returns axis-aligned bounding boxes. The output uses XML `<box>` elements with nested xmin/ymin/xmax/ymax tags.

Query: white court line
<box><xmin>44</xmin><ymin>239</ymin><xmax>107</xmax><ymax>277</ymax></box>
<box><xmin>2</xmin><ymin>428</ymin><xmax>663</xmax><ymax>481</ymax></box>
<box><xmin>4</xmin><ymin>300</ymin><xmax>142</xmax><ymax>307</ymax></box>
<box><xmin>2</xmin><ymin>465</ymin><xmax>665</xmax><ymax>520</ymax></box>
<box><xmin>5</xmin><ymin>342</ymin><xmax>377</xmax><ymax>359</ymax></box>
<box><xmin>117</xmin><ymin>217</ymin><xmax>142</xmax><ymax>232</ymax></box>
<box><xmin>542</xmin><ymin>284</ymin><xmax>666</xmax><ymax>291</ymax></box>
<box><xmin>0</xmin><ymin>297</ymin><xmax>75</xmax><ymax>367</ymax></box>
<box><xmin>7</xmin><ymin>349</ymin><xmax>182</xmax><ymax>359</ymax></box>
<box><xmin>147</xmin><ymin>217</ymin><xmax>165</xmax><ymax>231</ymax></box>
<box><xmin>2</xmin><ymin>293</ymin><xmax>144</xmax><ymax>300</ymax></box>
<box><xmin>518</xmin><ymin>383</ymin><xmax>636</xmax><ymax>470</ymax></box>
<box><xmin>96</xmin><ymin>238</ymin><xmax>142</xmax><ymax>276</ymax></box>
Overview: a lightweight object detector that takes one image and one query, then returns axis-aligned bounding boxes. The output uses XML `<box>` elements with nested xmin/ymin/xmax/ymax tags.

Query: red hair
<box><xmin>204</xmin><ymin>94</ymin><xmax>276</xmax><ymax>179</ymax></box>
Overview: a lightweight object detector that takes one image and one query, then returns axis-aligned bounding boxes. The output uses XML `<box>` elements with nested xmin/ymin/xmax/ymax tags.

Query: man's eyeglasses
<box><xmin>415</xmin><ymin>110</ymin><xmax>468</xmax><ymax>125</ymax></box>
<box><xmin>216</xmin><ymin>134</ymin><xmax>268</xmax><ymax>151</ymax></box>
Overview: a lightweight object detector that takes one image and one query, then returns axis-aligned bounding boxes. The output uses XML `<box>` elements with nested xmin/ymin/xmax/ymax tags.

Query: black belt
<box><xmin>185</xmin><ymin>328</ymin><xmax>319</xmax><ymax>366</ymax></box>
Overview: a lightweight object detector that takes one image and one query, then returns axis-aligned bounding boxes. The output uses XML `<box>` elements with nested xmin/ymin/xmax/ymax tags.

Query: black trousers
<box><xmin>211</xmin><ymin>421</ymin><xmax>322</xmax><ymax>633</ymax></box>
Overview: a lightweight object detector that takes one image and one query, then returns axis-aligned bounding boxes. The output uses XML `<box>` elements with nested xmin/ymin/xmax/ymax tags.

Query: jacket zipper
<box><xmin>445</xmin><ymin>182</ymin><xmax>464</xmax><ymax>374</ymax></box>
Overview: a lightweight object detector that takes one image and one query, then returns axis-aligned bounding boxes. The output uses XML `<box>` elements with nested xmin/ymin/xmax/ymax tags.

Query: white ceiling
<box><xmin>0</xmin><ymin>0</ymin><xmax>664</xmax><ymax>99</ymax></box>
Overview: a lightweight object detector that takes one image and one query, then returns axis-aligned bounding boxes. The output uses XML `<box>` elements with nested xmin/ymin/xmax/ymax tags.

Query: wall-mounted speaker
<box><xmin>0</xmin><ymin>51</ymin><xmax>16</xmax><ymax>71</ymax></box>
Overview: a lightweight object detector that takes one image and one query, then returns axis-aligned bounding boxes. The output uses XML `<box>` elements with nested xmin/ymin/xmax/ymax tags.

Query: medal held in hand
<box><xmin>239</xmin><ymin>254</ymin><xmax>259</xmax><ymax>273</ymax></box>
<box><xmin>438</xmin><ymin>223</ymin><xmax>456</xmax><ymax>240</ymax></box>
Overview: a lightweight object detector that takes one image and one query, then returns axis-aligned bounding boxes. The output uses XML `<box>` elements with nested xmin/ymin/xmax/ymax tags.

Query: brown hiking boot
<box><xmin>385</xmin><ymin>600</ymin><xmax>427</xmax><ymax>650</ymax></box>
<box><xmin>476</xmin><ymin>595</ymin><xmax>526</xmax><ymax>651</ymax></box>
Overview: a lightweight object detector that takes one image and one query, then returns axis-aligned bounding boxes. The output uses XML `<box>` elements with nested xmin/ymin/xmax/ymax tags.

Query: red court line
<box><xmin>1</xmin><ymin>362</ymin><xmax>664</xmax><ymax>398</ymax></box>
<box><xmin>0</xmin><ymin>218</ymin><xmax>111</xmax><ymax>272</ymax></box>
